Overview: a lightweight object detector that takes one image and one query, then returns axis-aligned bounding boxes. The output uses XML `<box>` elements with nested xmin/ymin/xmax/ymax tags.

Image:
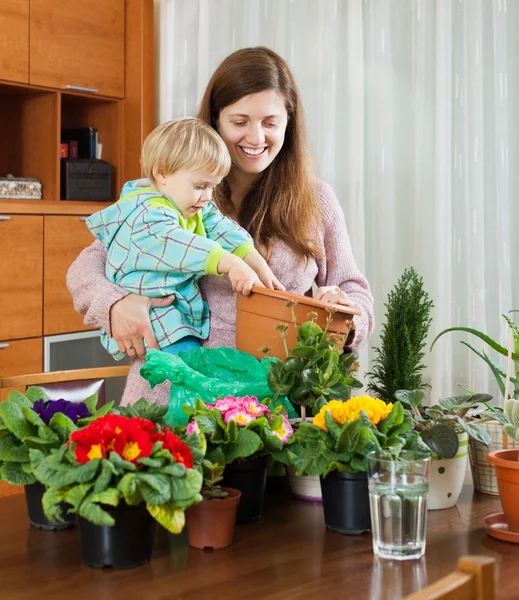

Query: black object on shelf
<box><xmin>61</xmin><ymin>158</ymin><xmax>112</xmax><ymax>201</ymax></box>
<box><xmin>61</xmin><ymin>127</ymin><xmax>97</xmax><ymax>159</ymax></box>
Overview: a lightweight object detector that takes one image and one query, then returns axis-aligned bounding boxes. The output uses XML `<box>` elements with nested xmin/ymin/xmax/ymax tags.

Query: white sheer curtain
<box><xmin>155</xmin><ymin>0</ymin><xmax>519</xmax><ymax>403</ymax></box>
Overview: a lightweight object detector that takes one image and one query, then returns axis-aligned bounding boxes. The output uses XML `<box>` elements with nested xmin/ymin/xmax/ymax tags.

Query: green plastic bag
<box><xmin>140</xmin><ymin>347</ymin><xmax>296</xmax><ymax>426</ymax></box>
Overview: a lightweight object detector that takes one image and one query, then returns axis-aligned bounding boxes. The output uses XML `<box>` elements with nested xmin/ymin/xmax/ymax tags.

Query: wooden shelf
<box><xmin>0</xmin><ymin>200</ymin><xmax>113</xmax><ymax>215</ymax></box>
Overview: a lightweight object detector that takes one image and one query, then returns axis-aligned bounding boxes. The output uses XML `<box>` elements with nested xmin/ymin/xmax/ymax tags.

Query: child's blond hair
<box><xmin>141</xmin><ymin>117</ymin><xmax>231</xmax><ymax>185</ymax></box>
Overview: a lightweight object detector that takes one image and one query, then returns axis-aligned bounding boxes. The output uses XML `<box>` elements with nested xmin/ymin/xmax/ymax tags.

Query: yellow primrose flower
<box><xmin>313</xmin><ymin>396</ymin><xmax>393</xmax><ymax>431</ymax></box>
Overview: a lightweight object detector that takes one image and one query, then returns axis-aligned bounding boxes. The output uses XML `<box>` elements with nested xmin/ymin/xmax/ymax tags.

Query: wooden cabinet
<box><xmin>0</xmin><ymin>338</ymin><xmax>42</xmax><ymax>378</ymax></box>
<box><xmin>0</xmin><ymin>216</ymin><xmax>43</xmax><ymax>340</ymax></box>
<box><xmin>30</xmin><ymin>0</ymin><xmax>125</xmax><ymax>98</ymax></box>
<box><xmin>44</xmin><ymin>216</ymin><xmax>96</xmax><ymax>335</ymax></box>
<box><xmin>0</xmin><ymin>0</ymin><xmax>29</xmax><ymax>84</ymax></box>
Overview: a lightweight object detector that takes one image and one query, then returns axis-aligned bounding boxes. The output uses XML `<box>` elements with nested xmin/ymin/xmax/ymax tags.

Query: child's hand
<box><xmin>228</xmin><ymin>261</ymin><xmax>263</xmax><ymax>295</ymax></box>
<box><xmin>255</xmin><ymin>264</ymin><xmax>286</xmax><ymax>291</ymax></box>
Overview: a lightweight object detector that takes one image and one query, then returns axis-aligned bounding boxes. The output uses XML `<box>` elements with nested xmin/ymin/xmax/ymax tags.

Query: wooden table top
<box><xmin>0</xmin><ymin>481</ymin><xmax>516</xmax><ymax>600</ymax></box>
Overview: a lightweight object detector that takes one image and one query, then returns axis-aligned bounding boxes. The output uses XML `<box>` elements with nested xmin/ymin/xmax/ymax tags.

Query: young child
<box><xmin>86</xmin><ymin>117</ymin><xmax>282</xmax><ymax>360</ymax></box>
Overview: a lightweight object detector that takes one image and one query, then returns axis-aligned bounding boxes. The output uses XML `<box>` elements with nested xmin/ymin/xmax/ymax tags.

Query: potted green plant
<box><xmin>185</xmin><ymin>448</ymin><xmax>242</xmax><ymax>550</ymax></box>
<box><xmin>488</xmin><ymin>399</ymin><xmax>519</xmax><ymax>532</ymax></box>
<box><xmin>184</xmin><ymin>396</ymin><xmax>294</xmax><ymax>523</ymax></box>
<box><xmin>31</xmin><ymin>414</ymin><xmax>204</xmax><ymax>569</ymax></box>
<box><xmin>431</xmin><ymin>310</ymin><xmax>519</xmax><ymax>495</ymax></box>
<box><xmin>265</xmin><ymin>305</ymin><xmax>362</xmax><ymax>502</ymax></box>
<box><xmin>275</xmin><ymin>396</ymin><xmax>417</xmax><ymax>534</ymax></box>
<box><xmin>0</xmin><ymin>387</ymin><xmax>111</xmax><ymax>529</ymax></box>
<box><xmin>395</xmin><ymin>389</ymin><xmax>501</xmax><ymax>509</ymax></box>
<box><xmin>367</xmin><ymin>267</ymin><xmax>434</xmax><ymax>403</ymax></box>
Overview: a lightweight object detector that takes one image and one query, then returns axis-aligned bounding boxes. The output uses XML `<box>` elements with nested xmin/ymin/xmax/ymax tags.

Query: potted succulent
<box><xmin>32</xmin><ymin>414</ymin><xmax>204</xmax><ymax>569</ymax></box>
<box><xmin>265</xmin><ymin>305</ymin><xmax>362</xmax><ymax>502</ymax></box>
<box><xmin>186</xmin><ymin>445</ymin><xmax>242</xmax><ymax>550</ymax></box>
<box><xmin>431</xmin><ymin>310</ymin><xmax>519</xmax><ymax>495</ymax></box>
<box><xmin>0</xmin><ymin>387</ymin><xmax>111</xmax><ymax>529</ymax></box>
<box><xmin>395</xmin><ymin>389</ymin><xmax>501</xmax><ymax>509</ymax></box>
<box><xmin>184</xmin><ymin>396</ymin><xmax>293</xmax><ymax>523</ymax></box>
<box><xmin>488</xmin><ymin>399</ymin><xmax>519</xmax><ymax>532</ymax></box>
<box><xmin>275</xmin><ymin>396</ymin><xmax>417</xmax><ymax>534</ymax></box>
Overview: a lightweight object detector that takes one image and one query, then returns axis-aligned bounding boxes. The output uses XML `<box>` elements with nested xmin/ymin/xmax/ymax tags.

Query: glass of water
<box><xmin>367</xmin><ymin>451</ymin><xmax>431</xmax><ymax>561</ymax></box>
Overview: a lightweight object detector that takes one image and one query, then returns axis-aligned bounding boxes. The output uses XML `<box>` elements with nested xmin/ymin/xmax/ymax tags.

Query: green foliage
<box><xmin>200</xmin><ymin>459</ymin><xmax>229</xmax><ymax>500</ymax></box>
<box><xmin>274</xmin><ymin>401</ymin><xmax>417</xmax><ymax>476</ymax></box>
<box><xmin>395</xmin><ymin>389</ymin><xmax>500</xmax><ymax>458</ymax></box>
<box><xmin>112</xmin><ymin>397</ymin><xmax>168</xmax><ymax>425</ymax></box>
<box><xmin>367</xmin><ymin>267</ymin><xmax>434</xmax><ymax>403</ymax></box>
<box><xmin>504</xmin><ymin>399</ymin><xmax>519</xmax><ymax>442</ymax></box>
<box><xmin>430</xmin><ymin>310</ymin><xmax>519</xmax><ymax>400</ymax></box>
<box><xmin>0</xmin><ymin>388</ymin><xmax>111</xmax><ymax>487</ymax></box>
<box><xmin>33</xmin><ymin>428</ymin><xmax>204</xmax><ymax>533</ymax></box>
<box><xmin>184</xmin><ymin>399</ymin><xmax>286</xmax><ymax>466</ymax></box>
<box><xmin>266</xmin><ymin>307</ymin><xmax>362</xmax><ymax>416</ymax></box>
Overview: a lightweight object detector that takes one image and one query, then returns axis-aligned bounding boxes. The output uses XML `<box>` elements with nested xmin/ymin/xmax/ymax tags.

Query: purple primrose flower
<box><xmin>32</xmin><ymin>399</ymin><xmax>91</xmax><ymax>425</ymax></box>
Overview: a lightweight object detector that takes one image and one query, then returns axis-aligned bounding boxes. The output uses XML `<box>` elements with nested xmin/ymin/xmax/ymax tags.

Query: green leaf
<box><xmin>146</xmin><ymin>503</ymin><xmax>186</xmax><ymax>534</ymax></box>
<box><xmin>48</xmin><ymin>412</ymin><xmax>78</xmax><ymax>442</ymax></box>
<box><xmin>90</xmin><ymin>488</ymin><xmax>120</xmax><ymax>506</ymax></box>
<box><xmin>82</xmin><ymin>394</ymin><xmax>99</xmax><ymax>415</ymax></box>
<box><xmin>224</xmin><ymin>428</ymin><xmax>262</xmax><ymax>463</ymax></box>
<box><xmin>420</xmin><ymin>424</ymin><xmax>459</xmax><ymax>458</ymax></box>
<box><xmin>42</xmin><ymin>487</ymin><xmax>69</xmax><ymax>524</ymax></box>
<box><xmin>22</xmin><ymin>437</ymin><xmax>57</xmax><ymax>451</ymax></box>
<box><xmin>135</xmin><ymin>473</ymin><xmax>172</xmax><ymax>504</ymax></box>
<box><xmin>291</xmin><ymin>346</ymin><xmax>317</xmax><ymax>359</ymax></box>
<box><xmin>64</xmin><ymin>483</ymin><xmax>94</xmax><ymax>511</ymax></box>
<box><xmin>93</xmin><ymin>461</ymin><xmax>114</xmax><ymax>494</ymax></box>
<box><xmin>0</xmin><ymin>435</ymin><xmax>30</xmax><ymax>462</ymax></box>
<box><xmin>108</xmin><ymin>452</ymin><xmax>137</xmax><ymax>472</ymax></box>
<box><xmin>5</xmin><ymin>391</ymin><xmax>33</xmax><ymax>409</ymax></box>
<box><xmin>117</xmin><ymin>473</ymin><xmax>143</xmax><ymax>506</ymax></box>
<box><xmin>394</xmin><ymin>390</ymin><xmax>425</xmax><ymax>408</ymax></box>
<box><xmin>25</xmin><ymin>387</ymin><xmax>49</xmax><ymax>403</ymax></box>
<box><xmin>326</xmin><ymin>383</ymin><xmax>353</xmax><ymax>400</ymax></box>
<box><xmin>0</xmin><ymin>401</ymin><xmax>37</xmax><ymax>441</ymax></box>
<box><xmin>456</xmin><ymin>418</ymin><xmax>492</xmax><ymax>447</ymax></box>
<box><xmin>79</xmin><ymin>498</ymin><xmax>115</xmax><ymax>527</ymax></box>
<box><xmin>431</xmin><ymin>326</ymin><xmax>519</xmax><ymax>361</ymax></box>
<box><xmin>378</xmin><ymin>402</ymin><xmax>404</xmax><ymax>435</ymax></box>
<box><xmin>1</xmin><ymin>462</ymin><xmax>36</xmax><ymax>485</ymax></box>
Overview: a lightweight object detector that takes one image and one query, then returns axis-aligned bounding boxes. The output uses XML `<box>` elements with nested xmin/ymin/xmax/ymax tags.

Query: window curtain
<box><xmin>155</xmin><ymin>0</ymin><xmax>519</xmax><ymax>404</ymax></box>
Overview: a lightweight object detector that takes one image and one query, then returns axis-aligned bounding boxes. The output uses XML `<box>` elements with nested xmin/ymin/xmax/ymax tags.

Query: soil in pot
<box><xmin>24</xmin><ymin>482</ymin><xmax>75</xmax><ymax>530</ymax></box>
<box><xmin>186</xmin><ymin>487</ymin><xmax>241</xmax><ymax>550</ymax></box>
<box><xmin>487</xmin><ymin>449</ymin><xmax>519</xmax><ymax>532</ymax></box>
<box><xmin>222</xmin><ymin>454</ymin><xmax>269</xmax><ymax>524</ymax></box>
<box><xmin>320</xmin><ymin>470</ymin><xmax>371</xmax><ymax>534</ymax></box>
<box><xmin>77</xmin><ymin>501</ymin><xmax>155</xmax><ymax>569</ymax></box>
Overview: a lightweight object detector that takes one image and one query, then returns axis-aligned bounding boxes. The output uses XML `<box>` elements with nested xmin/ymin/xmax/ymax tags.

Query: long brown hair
<box><xmin>197</xmin><ymin>47</ymin><xmax>320</xmax><ymax>259</ymax></box>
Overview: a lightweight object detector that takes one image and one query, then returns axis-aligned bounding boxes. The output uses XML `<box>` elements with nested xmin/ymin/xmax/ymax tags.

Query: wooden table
<box><xmin>0</xmin><ymin>481</ymin><xmax>516</xmax><ymax>600</ymax></box>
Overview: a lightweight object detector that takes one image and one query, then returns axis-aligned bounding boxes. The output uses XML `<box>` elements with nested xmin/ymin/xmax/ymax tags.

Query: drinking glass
<box><xmin>367</xmin><ymin>451</ymin><xmax>431</xmax><ymax>560</ymax></box>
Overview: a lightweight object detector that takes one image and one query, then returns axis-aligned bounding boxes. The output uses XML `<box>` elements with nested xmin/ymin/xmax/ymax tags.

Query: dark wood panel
<box><xmin>0</xmin><ymin>482</ymin><xmax>515</xmax><ymax>599</ymax></box>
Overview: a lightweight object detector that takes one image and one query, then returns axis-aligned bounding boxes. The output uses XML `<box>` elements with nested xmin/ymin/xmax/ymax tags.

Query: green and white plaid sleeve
<box><xmin>202</xmin><ymin>201</ymin><xmax>255</xmax><ymax>260</ymax></box>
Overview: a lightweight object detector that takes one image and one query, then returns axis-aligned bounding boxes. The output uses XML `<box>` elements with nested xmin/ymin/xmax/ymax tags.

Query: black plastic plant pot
<box><xmin>222</xmin><ymin>454</ymin><xmax>270</xmax><ymax>524</ymax></box>
<box><xmin>77</xmin><ymin>502</ymin><xmax>156</xmax><ymax>569</ymax></box>
<box><xmin>320</xmin><ymin>470</ymin><xmax>371</xmax><ymax>535</ymax></box>
<box><xmin>24</xmin><ymin>482</ymin><xmax>75</xmax><ymax>531</ymax></box>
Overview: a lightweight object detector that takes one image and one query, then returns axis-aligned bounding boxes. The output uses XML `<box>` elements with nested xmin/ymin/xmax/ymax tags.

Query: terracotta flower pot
<box><xmin>186</xmin><ymin>487</ymin><xmax>241</xmax><ymax>550</ymax></box>
<box><xmin>236</xmin><ymin>286</ymin><xmax>361</xmax><ymax>360</ymax></box>
<box><xmin>487</xmin><ymin>449</ymin><xmax>519</xmax><ymax>532</ymax></box>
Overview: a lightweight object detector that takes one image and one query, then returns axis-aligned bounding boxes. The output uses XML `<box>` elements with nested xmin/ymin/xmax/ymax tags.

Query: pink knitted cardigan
<box><xmin>67</xmin><ymin>180</ymin><xmax>374</xmax><ymax>406</ymax></box>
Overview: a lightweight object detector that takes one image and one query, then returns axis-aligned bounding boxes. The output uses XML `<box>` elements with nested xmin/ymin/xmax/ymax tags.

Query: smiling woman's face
<box><xmin>218</xmin><ymin>89</ymin><xmax>288</xmax><ymax>179</ymax></box>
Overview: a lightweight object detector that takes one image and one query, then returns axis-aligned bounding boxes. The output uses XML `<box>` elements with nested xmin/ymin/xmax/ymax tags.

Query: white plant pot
<box><xmin>288</xmin><ymin>467</ymin><xmax>322</xmax><ymax>503</ymax></box>
<box><xmin>428</xmin><ymin>431</ymin><xmax>468</xmax><ymax>510</ymax></box>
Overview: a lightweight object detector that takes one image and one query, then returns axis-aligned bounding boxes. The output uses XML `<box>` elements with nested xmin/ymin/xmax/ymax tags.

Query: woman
<box><xmin>67</xmin><ymin>46</ymin><xmax>374</xmax><ymax>406</ymax></box>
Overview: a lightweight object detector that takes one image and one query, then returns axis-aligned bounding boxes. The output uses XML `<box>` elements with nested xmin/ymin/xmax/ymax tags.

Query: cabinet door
<box><xmin>0</xmin><ymin>216</ymin><xmax>43</xmax><ymax>340</ymax></box>
<box><xmin>30</xmin><ymin>0</ymin><xmax>125</xmax><ymax>98</ymax></box>
<box><xmin>0</xmin><ymin>338</ymin><xmax>42</xmax><ymax>378</ymax></box>
<box><xmin>0</xmin><ymin>0</ymin><xmax>29</xmax><ymax>84</ymax></box>
<box><xmin>44</xmin><ymin>216</ymin><xmax>96</xmax><ymax>335</ymax></box>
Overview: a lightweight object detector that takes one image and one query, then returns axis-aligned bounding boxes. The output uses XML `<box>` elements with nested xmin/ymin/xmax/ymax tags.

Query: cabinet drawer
<box><xmin>44</xmin><ymin>216</ymin><xmax>96</xmax><ymax>335</ymax></box>
<box><xmin>0</xmin><ymin>215</ymin><xmax>43</xmax><ymax>340</ymax></box>
<box><xmin>0</xmin><ymin>338</ymin><xmax>42</xmax><ymax>377</ymax></box>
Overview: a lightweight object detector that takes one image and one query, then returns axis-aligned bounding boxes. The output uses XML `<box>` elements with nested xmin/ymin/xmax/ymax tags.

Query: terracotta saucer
<box><xmin>483</xmin><ymin>513</ymin><xmax>519</xmax><ymax>544</ymax></box>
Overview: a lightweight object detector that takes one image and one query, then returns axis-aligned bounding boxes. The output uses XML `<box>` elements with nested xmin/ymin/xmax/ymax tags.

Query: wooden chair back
<box><xmin>404</xmin><ymin>555</ymin><xmax>495</xmax><ymax>600</ymax></box>
<box><xmin>0</xmin><ymin>366</ymin><xmax>130</xmax><ymax>497</ymax></box>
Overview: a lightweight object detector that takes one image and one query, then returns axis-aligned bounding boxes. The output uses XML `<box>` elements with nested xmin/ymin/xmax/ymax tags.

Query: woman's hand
<box><xmin>110</xmin><ymin>294</ymin><xmax>175</xmax><ymax>359</ymax></box>
<box><xmin>314</xmin><ymin>285</ymin><xmax>353</xmax><ymax>306</ymax></box>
